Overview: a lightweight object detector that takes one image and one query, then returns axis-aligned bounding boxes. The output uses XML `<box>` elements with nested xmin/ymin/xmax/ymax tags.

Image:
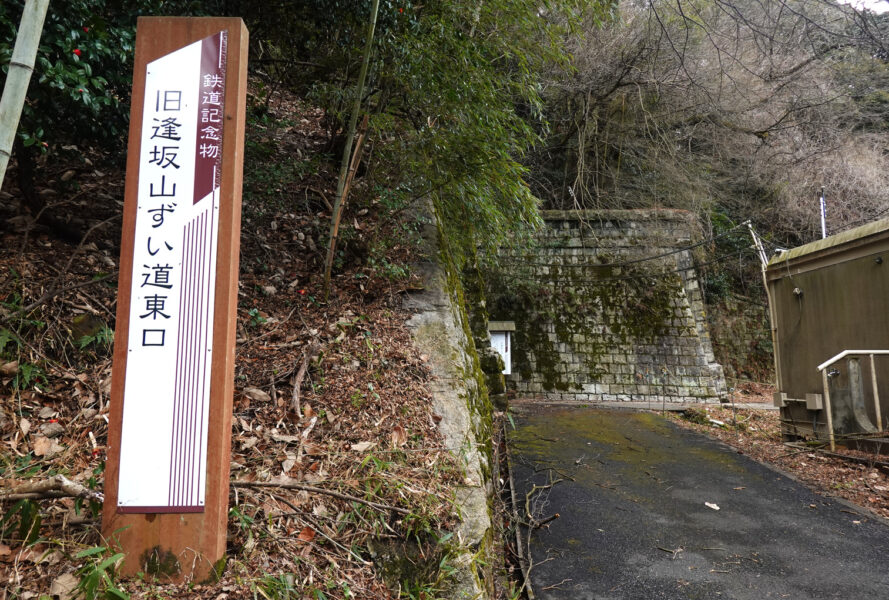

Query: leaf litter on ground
<box><xmin>0</xmin><ymin>87</ymin><xmax>462</xmax><ymax>599</ymax></box>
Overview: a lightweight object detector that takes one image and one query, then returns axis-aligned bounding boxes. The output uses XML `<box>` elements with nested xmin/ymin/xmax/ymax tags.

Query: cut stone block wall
<box><xmin>486</xmin><ymin>209</ymin><xmax>726</xmax><ymax>403</ymax></box>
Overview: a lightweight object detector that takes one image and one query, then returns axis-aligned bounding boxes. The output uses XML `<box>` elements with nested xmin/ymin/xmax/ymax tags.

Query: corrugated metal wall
<box><xmin>767</xmin><ymin>220</ymin><xmax>889</xmax><ymax>437</ymax></box>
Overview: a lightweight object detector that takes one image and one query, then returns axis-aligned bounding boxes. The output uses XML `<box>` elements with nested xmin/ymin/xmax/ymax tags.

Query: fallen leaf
<box><xmin>41</xmin><ymin>422</ymin><xmax>65</xmax><ymax>438</ymax></box>
<box><xmin>15</xmin><ymin>543</ymin><xmax>50</xmax><ymax>563</ymax></box>
<box><xmin>303</xmin><ymin>442</ymin><xmax>324</xmax><ymax>456</ymax></box>
<box><xmin>704</xmin><ymin>502</ymin><xmax>720</xmax><ymax>511</ymax></box>
<box><xmin>240</xmin><ymin>437</ymin><xmax>259</xmax><ymax>450</ymax></box>
<box><xmin>0</xmin><ymin>361</ymin><xmax>18</xmax><ymax>376</ymax></box>
<box><xmin>391</xmin><ymin>425</ymin><xmax>408</xmax><ymax>448</ymax></box>
<box><xmin>304</xmin><ymin>470</ymin><xmax>327</xmax><ymax>484</ymax></box>
<box><xmin>303</xmin><ymin>404</ymin><xmax>315</xmax><ymax>419</ymax></box>
<box><xmin>297</xmin><ymin>526</ymin><xmax>316</xmax><ymax>543</ymax></box>
<box><xmin>20</xmin><ymin>417</ymin><xmax>31</xmax><ymax>436</ymax></box>
<box><xmin>32</xmin><ymin>435</ymin><xmax>63</xmax><ymax>457</ymax></box>
<box><xmin>243</xmin><ymin>387</ymin><xmax>271</xmax><ymax>402</ymax></box>
<box><xmin>351</xmin><ymin>441</ymin><xmax>375</xmax><ymax>452</ymax></box>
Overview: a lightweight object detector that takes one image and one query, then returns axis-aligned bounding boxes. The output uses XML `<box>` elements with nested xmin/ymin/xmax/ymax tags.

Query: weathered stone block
<box><xmin>486</xmin><ymin>210</ymin><xmax>726</xmax><ymax>406</ymax></box>
<box><xmin>477</xmin><ymin>346</ymin><xmax>505</xmax><ymax>375</ymax></box>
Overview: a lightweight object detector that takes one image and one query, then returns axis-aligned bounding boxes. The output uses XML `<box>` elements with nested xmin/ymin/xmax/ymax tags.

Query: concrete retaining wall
<box><xmin>403</xmin><ymin>214</ymin><xmax>494</xmax><ymax>599</ymax></box>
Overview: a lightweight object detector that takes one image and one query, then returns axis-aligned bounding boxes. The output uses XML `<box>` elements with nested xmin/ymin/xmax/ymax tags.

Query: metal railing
<box><xmin>817</xmin><ymin>350</ymin><xmax>889</xmax><ymax>451</ymax></box>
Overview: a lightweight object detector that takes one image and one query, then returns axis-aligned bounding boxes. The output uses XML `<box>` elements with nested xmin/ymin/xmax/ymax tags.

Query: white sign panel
<box><xmin>490</xmin><ymin>331</ymin><xmax>511</xmax><ymax>375</ymax></box>
<box><xmin>117</xmin><ymin>31</ymin><xmax>228</xmax><ymax>512</ymax></box>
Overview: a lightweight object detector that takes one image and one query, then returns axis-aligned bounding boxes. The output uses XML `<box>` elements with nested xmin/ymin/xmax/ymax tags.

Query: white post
<box><xmin>0</xmin><ymin>0</ymin><xmax>50</xmax><ymax>187</ymax></box>
<box><xmin>819</xmin><ymin>187</ymin><xmax>827</xmax><ymax>239</ymax></box>
<box><xmin>870</xmin><ymin>353</ymin><xmax>882</xmax><ymax>431</ymax></box>
<box><xmin>822</xmin><ymin>368</ymin><xmax>836</xmax><ymax>451</ymax></box>
<box><xmin>749</xmin><ymin>223</ymin><xmax>782</xmax><ymax>389</ymax></box>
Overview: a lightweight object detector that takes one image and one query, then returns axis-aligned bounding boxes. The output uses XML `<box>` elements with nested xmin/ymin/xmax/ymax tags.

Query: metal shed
<box><xmin>767</xmin><ymin>218</ymin><xmax>889</xmax><ymax>448</ymax></box>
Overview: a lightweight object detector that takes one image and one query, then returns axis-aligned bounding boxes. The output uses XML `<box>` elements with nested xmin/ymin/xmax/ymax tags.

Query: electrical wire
<box><xmin>494</xmin><ymin>219</ymin><xmax>752</xmax><ymax>270</ymax></box>
<box><xmin>495</xmin><ymin>245</ymin><xmax>760</xmax><ymax>286</ymax></box>
<box><xmin>833</xmin><ymin>206</ymin><xmax>889</xmax><ymax>234</ymax></box>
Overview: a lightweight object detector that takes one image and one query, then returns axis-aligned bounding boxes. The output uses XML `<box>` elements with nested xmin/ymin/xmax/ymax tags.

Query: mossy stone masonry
<box><xmin>487</xmin><ymin>209</ymin><xmax>726</xmax><ymax>404</ymax></box>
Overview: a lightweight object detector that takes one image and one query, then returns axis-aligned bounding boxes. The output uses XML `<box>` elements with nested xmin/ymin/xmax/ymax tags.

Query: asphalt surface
<box><xmin>509</xmin><ymin>405</ymin><xmax>889</xmax><ymax>600</ymax></box>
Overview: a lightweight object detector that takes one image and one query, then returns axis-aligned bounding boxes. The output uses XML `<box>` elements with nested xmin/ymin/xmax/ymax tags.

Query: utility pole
<box><xmin>0</xmin><ymin>0</ymin><xmax>50</xmax><ymax>188</ymax></box>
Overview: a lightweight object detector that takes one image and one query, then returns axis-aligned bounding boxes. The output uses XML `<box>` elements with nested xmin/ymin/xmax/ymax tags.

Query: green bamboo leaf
<box><xmin>75</xmin><ymin>545</ymin><xmax>107</xmax><ymax>558</ymax></box>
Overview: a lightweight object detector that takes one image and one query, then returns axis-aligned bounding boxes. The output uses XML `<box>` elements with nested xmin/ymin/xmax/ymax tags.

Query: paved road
<box><xmin>509</xmin><ymin>405</ymin><xmax>889</xmax><ymax>600</ymax></box>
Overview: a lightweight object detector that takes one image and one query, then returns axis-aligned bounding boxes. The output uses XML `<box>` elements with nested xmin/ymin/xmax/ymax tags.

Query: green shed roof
<box><xmin>767</xmin><ymin>218</ymin><xmax>889</xmax><ymax>268</ymax></box>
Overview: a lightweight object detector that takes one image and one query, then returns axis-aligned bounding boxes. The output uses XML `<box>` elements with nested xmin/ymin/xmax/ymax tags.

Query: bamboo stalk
<box><xmin>0</xmin><ymin>0</ymin><xmax>50</xmax><ymax>186</ymax></box>
<box><xmin>323</xmin><ymin>0</ymin><xmax>380</xmax><ymax>301</ymax></box>
<box><xmin>322</xmin><ymin>115</ymin><xmax>369</xmax><ymax>299</ymax></box>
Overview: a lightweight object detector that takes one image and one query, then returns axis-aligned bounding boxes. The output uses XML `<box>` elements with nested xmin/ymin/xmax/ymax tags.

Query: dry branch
<box><xmin>1</xmin><ymin>271</ymin><xmax>117</xmax><ymax>324</ymax></box>
<box><xmin>291</xmin><ymin>341</ymin><xmax>321</xmax><ymax>417</ymax></box>
<box><xmin>1</xmin><ymin>474</ymin><xmax>104</xmax><ymax>503</ymax></box>
<box><xmin>231</xmin><ymin>480</ymin><xmax>409</xmax><ymax>515</ymax></box>
<box><xmin>534</xmin><ymin>512</ymin><xmax>560</xmax><ymax>528</ymax></box>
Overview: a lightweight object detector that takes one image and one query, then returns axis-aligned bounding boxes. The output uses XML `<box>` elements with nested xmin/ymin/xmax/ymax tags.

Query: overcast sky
<box><xmin>844</xmin><ymin>0</ymin><xmax>889</xmax><ymax>13</ymax></box>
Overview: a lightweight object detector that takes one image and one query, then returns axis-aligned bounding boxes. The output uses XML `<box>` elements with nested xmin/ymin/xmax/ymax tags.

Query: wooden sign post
<box><xmin>103</xmin><ymin>17</ymin><xmax>247</xmax><ymax>582</ymax></box>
